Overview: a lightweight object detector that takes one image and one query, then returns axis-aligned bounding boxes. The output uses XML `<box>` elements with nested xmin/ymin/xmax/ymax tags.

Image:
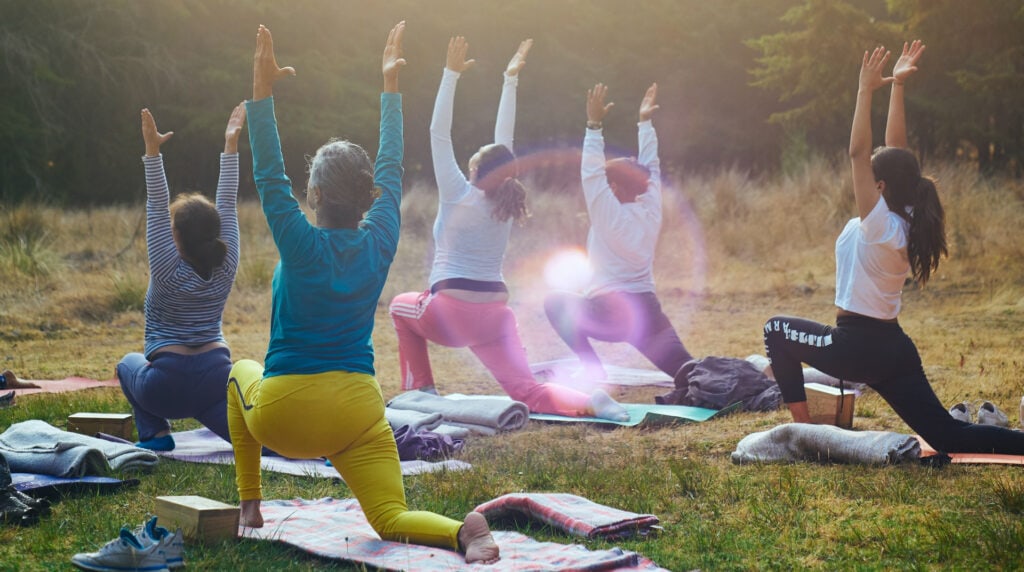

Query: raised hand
<box><xmin>638</xmin><ymin>83</ymin><xmax>659</xmax><ymax>122</ymax></box>
<box><xmin>253</xmin><ymin>25</ymin><xmax>296</xmax><ymax>101</ymax></box>
<box><xmin>858</xmin><ymin>46</ymin><xmax>894</xmax><ymax>94</ymax></box>
<box><xmin>382</xmin><ymin>21</ymin><xmax>407</xmax><ymax>93</ymax></box>
<box><xmin>892</xmin><ymin>40</ymin><xmax>925</xmax><ymax>85</ymax></box>
<box><xmin>505</xmin><ymin>39</ymin><xmax>532</xmax><ymax>77</ymax></box>
<box><xmin>224</xmin><ymin>102</ymin><xmax>246</xmax><ymax>154</ymax></box>
<box><xmin>446</xmin><ymin>36</ymin><xmax>475</xmax><ymax>74</ymax></box>
<box><xmin>141</xmin><ymin>108</ymin><xmax>173</xmax><ymax>157</ymax></box>
<box><xmin>587</xmin><ymin>83</ymin><xmax>614</xmax><ymax>124</ymax></box>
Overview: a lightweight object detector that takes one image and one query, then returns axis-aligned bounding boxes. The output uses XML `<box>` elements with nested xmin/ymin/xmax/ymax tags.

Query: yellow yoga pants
<box><xmin>226</xmin><ymin>359</ymin><xmax>461</xmax><ymax>550</ymax></box>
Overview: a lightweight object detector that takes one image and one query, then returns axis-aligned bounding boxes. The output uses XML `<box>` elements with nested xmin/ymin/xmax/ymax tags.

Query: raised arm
<box><xmin>885</xmin><ymin>40</ymin><xmax>925</xmax><ymax>149</ymax></box>
<box><xmin>247</xmin><ymin>25</ymin><xmax>316</xmax><ymax>264</ymax></box>
<box><xmin>494</xmin><ymin>39</ymin><xmax>531</xmax><ymax>150</ymax></box>
<box><xmin>850</xmin><ymin>46</ymin><xmax>894</xmax><ymax>219</ymax></box>
<box><xmin>636</xmin><ymin>83</ymin><xmax>661</xmax><ymax>181</ymax></box>
<box><xmin>140</xmin><ymin>108</ymin><xmax>179</xmax><ymax>281</ymax></box>
<box><xmin>217</xmin><ymin>103</ymin><xmax>245</xmax><ymax>274</ymax></box>
<box><xmin>581</xmin><ymin>83</ymin><xmax>618</xmax><ymax>219</ymax></box>
<box><xmin>364</xmin><ymin>21</ymin><xmax>406</xmax><ymax>256</ymax></box>
<box><xmin>430</xmin><ymin>37</ymin><xmax>474</xmax><ymax>201</ymax></box>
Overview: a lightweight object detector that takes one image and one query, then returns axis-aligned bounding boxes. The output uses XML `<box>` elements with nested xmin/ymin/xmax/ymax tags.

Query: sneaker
<box><xmin>948</xmin><ymin>402</ymin><xmax>972</xmax><ymax>423</ymax></box>
<box><xmin>977</xmin><ymin>401</ymin><xmax>1010</xmax><ymax>427</ymax></box>
<box><xmin>135</xmin><ymin>516</ymin><xmax>185</xmax><ymax>570</ymax></box>
<box><xmin>71</xmin><ymin>527</ymin><xmax>170</xmax><ymax>572</ymax></box>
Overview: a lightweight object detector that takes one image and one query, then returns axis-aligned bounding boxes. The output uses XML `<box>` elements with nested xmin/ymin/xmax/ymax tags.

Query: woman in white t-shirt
<box><xmin>389</xmin><ymin>37</ymin><xmax>627</xmax><ymax>421</ymax></box>
<box><xmin>763</xmin><ymin>41</ymin><xmax>1024</xmax><ymax>454</ymax></box>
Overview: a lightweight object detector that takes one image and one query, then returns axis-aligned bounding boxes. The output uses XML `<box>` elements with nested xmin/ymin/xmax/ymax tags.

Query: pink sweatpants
<box><xmin>389</xmin><ymin>290</ymin><xmax>592</xmax><ymax>416</ymax></box>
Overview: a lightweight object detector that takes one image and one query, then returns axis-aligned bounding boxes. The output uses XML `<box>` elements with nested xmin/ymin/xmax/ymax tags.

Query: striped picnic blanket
<box><xmin>242</xmin><ymin>497</ymin><xmax>669</xmax><ymax>571</ymax></box>
<box><xmin>474</xmin><ymin>493</ymin><xmax>660</xmax><ymax>540</ymax></box>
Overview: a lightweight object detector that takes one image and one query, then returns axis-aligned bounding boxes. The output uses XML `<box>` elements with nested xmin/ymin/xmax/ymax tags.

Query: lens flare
<box><xmin>543</xmin><ymin>248</ymin><xmax>593</xmax><ymax>292</ymax></box>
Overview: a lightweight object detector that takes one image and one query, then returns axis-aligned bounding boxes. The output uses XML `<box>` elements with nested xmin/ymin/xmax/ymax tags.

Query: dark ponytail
<box><xmin>475</xmin><ymin>143</ymin><xmax>529</xmax><ymax>224</ymax></box>
<box><xmin>907</xmin><ymin>176</ymin><xmax>947</xmax><ymax>285</ymax></box>
<box><xmin>171</xmin><ymin>193</ymin><xmax>226</xmax><ymax>280</ymax></box>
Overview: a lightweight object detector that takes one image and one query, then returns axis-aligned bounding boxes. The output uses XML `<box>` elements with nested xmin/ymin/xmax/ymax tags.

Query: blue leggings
<box><xmin>117</xmin><ymin>347</ymin><xmax>232</xmax><ymax>442</ymax></box>
<box><xmin>764</xmin><ymin>314</ymin><xmax>1024</xmax><ymax>454</ymax></box>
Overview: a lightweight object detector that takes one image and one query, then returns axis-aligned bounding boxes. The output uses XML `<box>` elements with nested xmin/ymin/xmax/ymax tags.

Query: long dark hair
<box><xmin>475</xmin><ymin>143</ymin><xmax>527</xmax><ymax>223</ymax></box>
<box><xmin>306</xmin><ymin>139</ymin><xmax>382</xmax><ymax>229</ymax></box>
<box><xmin>170</xmin><ymin>193</ymin><xmax>226</xmax><ymax>280</ymax></box>
<box><xmin>871</xmin><ymin>147</ymin><xmax>947</xmax><ymax>284</ymax></box>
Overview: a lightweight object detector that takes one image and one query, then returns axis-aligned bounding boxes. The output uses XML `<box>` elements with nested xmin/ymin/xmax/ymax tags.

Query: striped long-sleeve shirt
<box><xmin>142</xmin><ymin>153</ymin><xmax>240</xmax><ymax>357</ymax></box>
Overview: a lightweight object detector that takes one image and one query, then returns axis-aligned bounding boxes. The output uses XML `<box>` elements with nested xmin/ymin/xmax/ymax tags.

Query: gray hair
<box><xmin>306</xmin><ymin>138</ymin><xmax>378</xmax><ymax>228</ymax></box>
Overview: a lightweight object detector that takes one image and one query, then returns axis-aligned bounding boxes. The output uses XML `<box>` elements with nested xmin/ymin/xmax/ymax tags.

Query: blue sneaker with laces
<box><xmin>71</xmin><ymin>526</ymin><xmax>169</xmax><ymax>572</ymax></box>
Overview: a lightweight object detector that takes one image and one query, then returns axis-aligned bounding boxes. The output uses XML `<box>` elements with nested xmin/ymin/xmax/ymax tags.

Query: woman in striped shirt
<box><xmin>115</xmin><ymin>103</ymin><xmax>244</xmax><ymax>451</ymax></box>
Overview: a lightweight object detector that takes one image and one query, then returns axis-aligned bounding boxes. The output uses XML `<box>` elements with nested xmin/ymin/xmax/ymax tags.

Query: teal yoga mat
<box><xmin>530</xmin><ymin>401</ymin><xmax>744</xmax><ymax>427</ymax></box>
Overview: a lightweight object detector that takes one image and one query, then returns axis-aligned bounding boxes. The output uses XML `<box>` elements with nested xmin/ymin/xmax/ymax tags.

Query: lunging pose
<box><xmin>763</xmin><ymin>41</ymin><xmax>1024</xmax><ymax>454</ymax></box>
<box><xmin>544</xmin><ymin>82</ymin><xmax>694</xmax><ymax>383</ymax></box>
<box><xmin>389</xmin><ymin>37</ymin><xmax>627</xmax><ymax>421</ymax></box>
<box><xmin>116</xmin><ymin>103</ymin><xmax>245</xmax><ymax>451</ymax></box>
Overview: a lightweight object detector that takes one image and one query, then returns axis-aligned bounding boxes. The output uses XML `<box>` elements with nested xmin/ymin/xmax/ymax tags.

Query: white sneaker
<box><xmin>136</xmin><ymin>516</ymin><xmax>185</xmax><ymax>569</ymax></box>
<box><xmin>71</xmin><ymin>527</ymin><xmax>170</xmax><ymax>572</ymax></box>
<box><xmin>948</xmin><ymin>402</ymin><xmax>972</xmax><ymax>423</ymax></box>
<box><xmin>977</xmin><ymin>401</ymin><xmax>1010</xmax><ymax>427</ymax></box>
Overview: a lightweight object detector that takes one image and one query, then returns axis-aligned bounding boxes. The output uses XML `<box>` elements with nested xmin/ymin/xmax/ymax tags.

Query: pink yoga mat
<box><xmin>12</xmin><ymin>377</ymin><xmax>120</xmax><ymax>396</ymax></box>
<box><xmin>916</xmin><ymin>436</ymin><xmax>1024</xmax><ymax>466</ymax></box>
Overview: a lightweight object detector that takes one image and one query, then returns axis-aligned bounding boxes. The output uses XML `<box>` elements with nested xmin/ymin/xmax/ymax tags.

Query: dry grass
<box><xmin>1</xmin><ymin>160</ymin><xmax>1023</xmax><ymax>570</ymax></box>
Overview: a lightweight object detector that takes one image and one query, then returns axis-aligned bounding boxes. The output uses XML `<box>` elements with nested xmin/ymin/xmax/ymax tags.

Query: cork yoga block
<box><xmin>66</xmin><ymin>413</ymin><xmax>135</xmax><ymax>440</ymax></box>
<box><xmin>155</xmin><ymin>495</ymin><xmax>240</xmax><ymax>543</ymax></box>
<box><xmin>805</xmin><ymin>382</ymin><xmax>855</xmax><ymax>429</ymax></box>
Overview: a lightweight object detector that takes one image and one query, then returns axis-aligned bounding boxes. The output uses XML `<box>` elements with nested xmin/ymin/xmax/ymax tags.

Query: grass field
<box><xmin>1</xmin><ymin>158</ymin><xmax>1023</xmax><ymax>570</ymax></box>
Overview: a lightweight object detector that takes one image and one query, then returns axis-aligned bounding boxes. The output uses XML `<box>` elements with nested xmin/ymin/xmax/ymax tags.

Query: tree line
<box><xmin>1</xmin><ymin>0</ymin><xmax>1021</xmax><ymax>205</ymax></box>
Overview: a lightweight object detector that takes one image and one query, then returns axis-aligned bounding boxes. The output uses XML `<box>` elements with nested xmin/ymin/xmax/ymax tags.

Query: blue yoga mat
<box><xmin>12</xmin><ymin>473</ymin><xmax>139</xmax><ymax>498</ymax></box>
<box><xmin>529</xmin><ymin>401</ymin><xmax>742</xmax><ymax>427</ymax></box>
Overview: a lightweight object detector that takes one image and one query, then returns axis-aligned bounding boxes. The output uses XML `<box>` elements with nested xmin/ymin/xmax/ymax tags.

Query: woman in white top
<box><xmin>389</xmin><ymin>37</ymin><xmax>627</xmax><ymax>421</ymax></box>
<box><xmin>763</xmin><ymin>42</ymin><xmax>1024</xmax><ymax>454</ymax></box>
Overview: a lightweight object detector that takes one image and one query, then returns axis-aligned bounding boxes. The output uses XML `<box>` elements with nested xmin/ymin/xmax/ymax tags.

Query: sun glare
<box><xmin>543</xmin><ymin>248</ymin><xmax>593</xmax><ymax>292</ymax></box>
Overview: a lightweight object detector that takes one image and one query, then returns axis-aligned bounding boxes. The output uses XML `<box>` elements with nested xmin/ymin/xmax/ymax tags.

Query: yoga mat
<box><xmin>531</xmin><ymin>358</ymin><xmax>674</xmax><ymax>388</ymax></box>
<box><xmin>11</xmin><ymin>377</ymin><xmax>120</xmax><ymax>396</ymax></box>
<box><xmin>474</xmin><ymin>493</ymin><xmax>660</xmax><ymax>540</ymax></box>
<box><xmin>241</xmin><ymin>497</ymin><xmax>670</xmax><ymax>572</ymax></box>
<box><xmin>916</xmin><ymin>436</ymin><xmax>1024</xmax><ymax>466</ymax></box>
<box><xmin>155</xmin><ymin>428</ymin><xmax>471</xmax><ymax>478</ymax></box>
<box><xmin>11</xmin><ymin>473</ymin><xmax>139</xmax><ymax>500</ymax></box>
<box><xmin>530</xmin><ymin>401</ymin><xmax>743</xmax><ymax>427</ymax></box>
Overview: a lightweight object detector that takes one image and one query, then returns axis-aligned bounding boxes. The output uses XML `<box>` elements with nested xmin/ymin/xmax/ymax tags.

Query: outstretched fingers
<box><xmin>141</xmin><ymin>108</ymin><xmax>173</xmax><ymax>153</ymax></box>
<box><xmin>446</xmin><ymin>36</ymin><xmax>475</xmax><ymax>73</ymax></box>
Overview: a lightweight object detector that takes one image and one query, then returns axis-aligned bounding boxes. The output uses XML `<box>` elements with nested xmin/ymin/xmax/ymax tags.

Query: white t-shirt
<box><xmin>428</xmin><ymin>68</ymin><xmax>518</xmax><ymax>286</ymax></box>
<box><xmin>581</xmin><ymin>121</ymin><xmax>662</xmax><ymax>296</ymax></box>
<box><xmin>834</xmin><ymin>195</ymin><xmax>911</xmax><ymax>319</ymax></box>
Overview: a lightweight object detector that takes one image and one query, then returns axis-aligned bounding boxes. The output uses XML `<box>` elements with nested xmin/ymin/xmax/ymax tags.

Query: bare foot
<box><xmin>239</xmin><ymin>499</ymin><xmax>264</xmax><ymax>528</ymax></box>
<box><xmin>589</xmin><ymin>388</ymin><xmax>629</xmax><ymax>421</ymax></box>
<box><xmin>458</xmin><ymin>511</ymin><xmax>499</xmax><ymax>564</ymax></box>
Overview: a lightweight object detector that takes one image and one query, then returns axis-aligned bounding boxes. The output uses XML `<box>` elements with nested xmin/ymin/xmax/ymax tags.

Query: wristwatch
<box><xmin>586</xmin><ymin>121</ymin><xmax>602</xmax><ymax>130</ymax></box>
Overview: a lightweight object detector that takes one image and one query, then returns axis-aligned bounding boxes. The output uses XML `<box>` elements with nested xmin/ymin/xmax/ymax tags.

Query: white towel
<box><xmin>731</xmin><ymin>423</ymin><xmax>921</xmax><ymax>465</ymax></box>
<box><xmin>0</xmin><ymin>420</ymin><xmax>159</xmax><ymax>477</ymax></box>
<box><xmin>387</xmin><ymin>391</ymin><xmax>529</xmax><ymax>434</ymax></box>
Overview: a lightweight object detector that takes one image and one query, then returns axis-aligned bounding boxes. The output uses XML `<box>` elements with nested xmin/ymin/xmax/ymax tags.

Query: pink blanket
<box><xmin>242</xmin><ymin>497</ymin><xmax>669</xmax><ymax>571</ymax></box>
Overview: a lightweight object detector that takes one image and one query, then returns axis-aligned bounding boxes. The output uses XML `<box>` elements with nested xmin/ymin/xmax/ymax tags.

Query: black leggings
<box><xmin>763</xmin><ymin>314</ymin><xmax>1024</xmax><ymax>454</ymax></box>
<box><xmin>545</xmin><ymin>290</ymin><xmax>692</xmax><ymax>377</ymax></box>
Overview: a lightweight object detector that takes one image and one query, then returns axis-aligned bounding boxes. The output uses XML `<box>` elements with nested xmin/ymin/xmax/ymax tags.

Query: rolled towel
<box><xmin>731</xmin><ymin>423</ymin><xmax>920</xmax><ymax>465</ymax></box>
<box><xmin>384</xmin><ymin>408</ymin><xmax>444</xmax><ymax>434</ymax></box>
<box><xmin>0</xmin><ymin>420</ymin><xmax>159</xmax><ymax>477</ymax></box>
<box><xmin>387</xmin><ymin>391</ymin><xmax>529</xmax><ymax>433</ymax></box>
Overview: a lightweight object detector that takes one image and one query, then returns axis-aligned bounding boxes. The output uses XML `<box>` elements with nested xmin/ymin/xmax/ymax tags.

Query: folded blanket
<box><xmin>387</xmin><ymin>391</ymin><xmax>529</xmax><ymax>434</ymax></box>
<box><xmin>474</xmin><ymin>493</ymin><xmax>660</xmax><ymax>540</ymax></box>
<box><xmin>0</xmin><ymin>420</ymin><xmax>159</xmax><ymax>477</ymax></box>
<box><xmin>731</xmin><ymin>423</ymin><xmax>921</xmax><ymax>465</ymax></box>
<box><xmin>242</xmin><ymin>497</ymin><xmax>671</xmax><ymax>572</ymax></box>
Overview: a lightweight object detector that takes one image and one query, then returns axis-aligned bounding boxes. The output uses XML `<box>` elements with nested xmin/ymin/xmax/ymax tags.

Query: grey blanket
<box><xmin>387</xmin><ymin>391</ymin><xmax>529</xmax><ymax>435</ymax></box>
<box><xmin>731</xmin><ymin>423</ymin><xmax>921</xmax><ymax>465</ymax></box>
<box><xmin>383</xmin><ymin>408</ymin><xmax>470</xmax><ymax>439</ymax></box>
<box><xmin>0</xmin><ymin>420</ymin><xmax>159</xmax><ymax>477</ymax></box>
